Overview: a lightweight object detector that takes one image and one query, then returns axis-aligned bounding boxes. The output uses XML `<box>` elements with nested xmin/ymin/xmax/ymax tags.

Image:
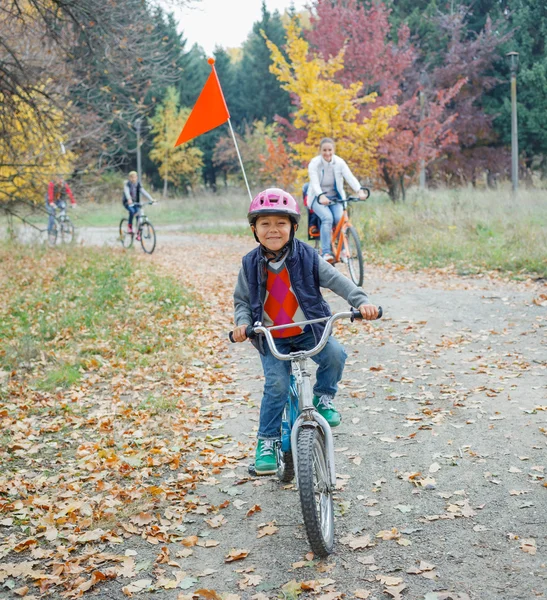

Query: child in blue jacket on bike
<box><xmin>232</xmin><ymin>188</ymin><xmax>379</xmax><ymax>475</ymax></box>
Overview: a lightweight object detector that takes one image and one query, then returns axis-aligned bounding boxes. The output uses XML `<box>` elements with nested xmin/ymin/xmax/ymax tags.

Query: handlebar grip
<box><xmin>228</xmin><ymin>325</ymin><xmax>256</xmax><ymax>343</ymax></box>
<box><xmin>351</xmin><ymin>306</ymin><xmax>383</xmax><ymax>320</ymax></box>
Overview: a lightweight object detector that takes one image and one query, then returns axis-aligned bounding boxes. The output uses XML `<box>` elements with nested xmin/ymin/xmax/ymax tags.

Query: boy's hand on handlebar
<box><xmin>232</xmin><ymin>324</ymin><xmax>249</xmax><ymax>343</ymax></box>
<box><xmin>359</xmin><ymin>304</ymin><xmax>379</xmax><ymax>320</ymax></box>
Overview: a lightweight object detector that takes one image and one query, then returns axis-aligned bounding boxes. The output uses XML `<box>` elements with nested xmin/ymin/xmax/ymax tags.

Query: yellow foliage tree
<box><xmin>0</xmin><ymin>87</ymin><xmax>74</xmax><ymax>205</ymax></box>
<box><xmin>149</xmin><ymin>87</ymin><xmax>203</xmax><ymax>192</ymax></box>
<box><xmin>265</xmin><ymin>20</ymin><xmax>397</xmax><ymax>185</ymax></box>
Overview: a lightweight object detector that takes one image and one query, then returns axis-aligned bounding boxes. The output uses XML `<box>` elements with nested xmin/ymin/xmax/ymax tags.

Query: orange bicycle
<box><xmin>306</xmin><ymin>190</ymin><xmax>369</xmax><ymax>287</ymax></box>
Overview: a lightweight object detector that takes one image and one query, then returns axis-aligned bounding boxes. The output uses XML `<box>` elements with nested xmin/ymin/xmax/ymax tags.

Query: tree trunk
<box><xmin>399</xmin><ymin>175</ymin><xmax>406</xmax><ymax>202</ymax></box>
<box><xmin>381</xmin><ymin>165</ymin><xmax>401</xmax><ymax>202</ymax></box>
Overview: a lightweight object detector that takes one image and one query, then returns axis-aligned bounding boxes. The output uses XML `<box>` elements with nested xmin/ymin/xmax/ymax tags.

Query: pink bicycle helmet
<box><xmin>247</xmin><ymin>188</ymin><xmax>301</xmax><ymax>224</ymax></box>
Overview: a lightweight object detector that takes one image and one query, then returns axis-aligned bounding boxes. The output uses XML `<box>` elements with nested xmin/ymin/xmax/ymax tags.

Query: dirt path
<box><xmin>9</xmin><ymin>225</ymin><xmax>543</xmax><ymax>600</ymax></box>
<box><xmin>86</xmin><ymin>232</ymin><xmax>547</xmax><ymax>600</ymax></box>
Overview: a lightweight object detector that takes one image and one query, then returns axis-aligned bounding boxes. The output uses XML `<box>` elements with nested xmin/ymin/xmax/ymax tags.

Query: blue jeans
<box><xmin>45</xmin><ymin>200</ymin><xmax>63</xmax><ymax>234</ymax></box>
<box><xmin>126</xmin><ymin>204</ymin><xmax>139</xmax><ymax>226</ymax></box>
<box><xmin>311</xmin><ymin>196</ymin><xmax>343</xmax><ymax>256</ymax></box>
<box><xmin>258</xmin><ymin>330</ymin><xmax>347</xmax><ymax>439</ymax></box>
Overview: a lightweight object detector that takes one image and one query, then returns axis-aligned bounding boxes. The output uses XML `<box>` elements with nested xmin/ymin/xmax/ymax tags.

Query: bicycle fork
<box><xmin>289</xmin><ymin>359</ymin><xmax>337</xmax><ymax>491</ymax></box>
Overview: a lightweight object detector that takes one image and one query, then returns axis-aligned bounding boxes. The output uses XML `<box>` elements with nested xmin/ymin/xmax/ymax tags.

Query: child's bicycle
<box><xmin>305</xmin><ymin>189</ymin><xmax>370</xmax><ymax>287</ymax></box>
<box><xmin>119</xmin><ymin>200</ymin><xmax>157</xmax><ymax>254</ymax></box>
<box><xmin>229</xmin><ymin>306</ymin><xmax>383</xmax><ymax>557</ymax></box>
<box><xmin>48</xmin><ymin>201</ymin><xmax>75</xmax><ymax>246</ymax></box>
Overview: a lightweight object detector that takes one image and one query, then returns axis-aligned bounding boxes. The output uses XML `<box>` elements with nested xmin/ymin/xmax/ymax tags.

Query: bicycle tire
<box><xmin>344</xmin><ymin>226</ymin><xmax>364</xmax><ymax>287</ymax></box>
<box><xmin>119</xmin><ymin>218</ymin><xmax>134</xmax><ymax>248</ymax></box>
<box><xmin>48</xmin><ymin>222</ymin><xmax>58</xmax><ymax>247</ymax></box>
<box><xmin>60</xmin><ymin>218</ymin><xmax>74</xmax><ymax>244</ymax></box>
<box><xmin>140</xmin><ymin>221</ymin><xmax>156</xmax><ymax>254</ymax></box>
<box><xmin>296</xmin><ymin>427</ymin><xmax>334</xmax><ymax>557</ymax></box>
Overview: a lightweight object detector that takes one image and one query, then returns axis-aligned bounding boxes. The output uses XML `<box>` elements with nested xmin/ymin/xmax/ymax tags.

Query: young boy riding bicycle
<box><xmin>232</xmin><ymin>188</ymin><xmax>379</xmax><ymax>475</ymax></box>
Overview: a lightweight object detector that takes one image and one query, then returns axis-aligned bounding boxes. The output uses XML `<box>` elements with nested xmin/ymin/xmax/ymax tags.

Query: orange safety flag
<box><xmin>175</xmin><ymin>58</ymin><xmax>230</xmax><ymax>146</ymax></box>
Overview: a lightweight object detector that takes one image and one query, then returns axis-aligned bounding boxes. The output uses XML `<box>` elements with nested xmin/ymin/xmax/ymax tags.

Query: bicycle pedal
<box><xmin>248</xmin><ymin>463</ymin><xmax>257</xmax><ymax>477</ymax></box>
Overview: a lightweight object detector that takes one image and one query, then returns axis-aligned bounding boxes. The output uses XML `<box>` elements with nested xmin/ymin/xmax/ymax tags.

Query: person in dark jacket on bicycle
<box><xmin>123</xmin><ymin>171</ymin><xmax>154</xmax><ymax>235</ymax></box>
<box><xmin>232</xmin><ymin>188</ymin><xmax>378</xmax><ymax>475</ymax></box>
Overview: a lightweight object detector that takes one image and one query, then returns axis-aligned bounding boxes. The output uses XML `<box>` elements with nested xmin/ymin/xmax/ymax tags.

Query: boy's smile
<box><xmin>254</xmin><ymin>215</ymin><xmax>294</xmax><ymax>253</ymax></box>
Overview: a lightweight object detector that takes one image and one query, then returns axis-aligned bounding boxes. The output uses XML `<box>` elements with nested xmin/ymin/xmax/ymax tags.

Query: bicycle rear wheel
<box><xmin>297</xmin><ymin>427</ymin><xmax>334</xmax><ymax>557</ymax></box>
<box><xmin>119</xmin><ymin>218</ymin><xmax>134</xmax><ymax>248</ymax></box>
<box><xmin>60</xmin><ymin>218</ymin><xmax>74</xmax><ymax>243</ymax></box>
<box><xmin>140</xmin><ymin>221</ymin><xmax>156</xmax><ymax>254</ymax></box>
<box><xmin>344</xmin><ymin>226</ymin><xmax>364</xmax><ymax>287</ymax></box>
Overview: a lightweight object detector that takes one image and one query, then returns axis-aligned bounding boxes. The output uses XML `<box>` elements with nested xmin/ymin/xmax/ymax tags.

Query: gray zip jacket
<box><xmin>234</xmin><ymin>254</ymin><xmax>370</xmax><ymax>327</ymax></box>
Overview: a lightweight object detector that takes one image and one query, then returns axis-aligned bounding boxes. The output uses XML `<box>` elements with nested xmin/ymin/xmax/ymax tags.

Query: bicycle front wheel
<box><xmin>140</xmin><ymin>221</ymin><xmax>156</xmax><ymax>254</ymax></box>
<box><xmin>60</xmin><ymin>218</ymin><xmax>74</xmax><ymax>243</ymax></box>
<box><xmin>48</xmin><ymin>222</ymin><xmax>58</xmax><ymax>247</ymax></box>
<box><xmin>297</xmin><ymin>427</ymin><xmax>334</xmax><ymax>557</ymax></box>
<box><xmin>119</xmin><ymin>218</ymin><xmax>134</xmax><ymax>248</ymax></box>
<box><xmin>344</xmin><ymin>226</ymin><xmax>364</xmax><ymax>287</ymax></box>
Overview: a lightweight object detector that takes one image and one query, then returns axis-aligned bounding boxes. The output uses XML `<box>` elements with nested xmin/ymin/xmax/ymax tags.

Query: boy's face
<box><xmin>129</xmin><ymin>173</ymin><xmax>138</xmax><ymax>184</ymax></box>
<box><xmin>253</xmin><ymin>215</ymin><xmax>293</xmax><ymax>252</ymax></box>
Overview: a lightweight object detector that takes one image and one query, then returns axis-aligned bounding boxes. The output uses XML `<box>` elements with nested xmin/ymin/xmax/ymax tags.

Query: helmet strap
<box><xmin>252</xmin><ymin>221</ymin><xmax>298</xmax><ymax>264</ymax></box>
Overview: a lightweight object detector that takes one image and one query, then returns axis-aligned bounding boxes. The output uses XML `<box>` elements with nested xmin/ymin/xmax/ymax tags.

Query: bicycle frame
<box><xmin>330</xmin><ymin>201</ymin><xmax>351</xmax><ymax>264</ymax></box>
<box><xmin>251</xmin><ymin>311</ymin><xmax>358</xmax><ymax>490</ymax></box>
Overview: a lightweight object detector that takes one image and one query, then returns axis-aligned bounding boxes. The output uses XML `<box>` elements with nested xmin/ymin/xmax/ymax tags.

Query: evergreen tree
<box><xmin>232</xmin><ymin>1</ymin><xmax>291</xmax><ymax>128</ymax></box>
<box><xmin>488</xmin><ymin>0</ymin><xmax>547</xmax><ymax>175</ymax></box>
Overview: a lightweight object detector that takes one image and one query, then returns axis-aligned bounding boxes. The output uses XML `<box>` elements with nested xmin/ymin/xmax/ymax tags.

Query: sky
<box><xmin>170</xmin><ymin>0</ymin><xmax>309</xmax><ymax>55</ymax></box>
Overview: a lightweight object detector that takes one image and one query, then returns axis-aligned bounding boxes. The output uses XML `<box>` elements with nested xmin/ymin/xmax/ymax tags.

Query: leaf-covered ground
<box><xmin>1</xmin><ymin>237</ymin><xmax>546</xmax><ymax>599</ymax></box>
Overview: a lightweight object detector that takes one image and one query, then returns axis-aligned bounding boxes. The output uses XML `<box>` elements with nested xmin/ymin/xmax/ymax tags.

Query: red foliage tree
<box><xmin>426</xmin><ymin>10</ymin><xmax>511</xmax><ymax>186</ymax></box>
<box><xmin>258</xmin><ymin>137</ymin><xmax>297</xmax><ymax>192</ymax></box>
<box><xmin>306</xmin><ymin>0</ymin><xmax>466</xmax><ymax>200</ymax></box>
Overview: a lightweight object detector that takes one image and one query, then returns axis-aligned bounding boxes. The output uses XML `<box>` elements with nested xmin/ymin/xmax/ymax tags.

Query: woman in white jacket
<box><xmin>307</xmin><ymin>138</ymin><xmax>367</xmax><ymax>262</ymax></box>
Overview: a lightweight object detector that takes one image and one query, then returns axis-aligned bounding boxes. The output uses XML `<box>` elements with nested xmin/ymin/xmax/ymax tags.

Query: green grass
<box><xmin>68</xmin><ymin>188</ymin><xmax>250</xmax><ymax>229</ymax></box>
<box><xmin>352</xmin><ymin>186</ymin><xmax>547</xmax><ymax>277</ymax></box>
<box><xmin>0</xmin><ymin>245</ymin><xmax>197</xmax><ymax>386</ymax></box>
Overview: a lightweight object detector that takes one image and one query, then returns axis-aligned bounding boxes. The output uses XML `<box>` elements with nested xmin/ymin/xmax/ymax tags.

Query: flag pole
<box><xmin>227</xmin><ymin>118</ymin><xmax>253</xmax><ymax>201</ymax></box>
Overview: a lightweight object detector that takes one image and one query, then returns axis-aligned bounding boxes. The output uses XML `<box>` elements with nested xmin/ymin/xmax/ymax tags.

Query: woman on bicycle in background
<box><xmin>45</xmin><ymin>174</ymin><xmax>77</xmax><ymax>236</ymax></box>
<box><xmin>123</xmin><ymin>171</ymin><xmax>154</xmax><ymax>236</ymax></box>
<box><xmin>307</xmin><ymin>138</ymin><xmax>368</xmax><ymax>263</ymax></box>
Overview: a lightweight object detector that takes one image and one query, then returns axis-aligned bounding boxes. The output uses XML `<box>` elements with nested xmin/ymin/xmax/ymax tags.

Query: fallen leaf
<box><xmin>194</xmin><ymin>590</ymin><xmax>222</xmax><ymax>600</ymax></box>
<box><xmin>246</xmin><ymin>504</ymin><xmax>262</xmax><ymax>517</ymax></box>
<box><xmin>521</xmin><ymin>539</ymin><xmax>537</xmax><ymax>555</ymax></box>
<box><xmin>225</xmin><ymin>548</ymin><xmax>249</xmax><ymax>562</ymax></box>
<box><xmin>122</xmin><ymin>578</ymin><xmax>152</xmax><ymax>595</ymax></box>
<box><xmin>257</xmin><ymin>522</ymin><xmax>278</xmax><ymax>538</ymax></box>
<box><xmin>205</xmin><ymin>515</ymin><xmax>226</xmax><ymax>528</ymax></box>
<box><xmin>181</xmin><ymin>535</ymin><xmax>199</xmax><ymax>547</ymax></box>
<box><xmin>376</xmin><ymin>575</ymin><xmax>403</xmax><ymax>586</ymax></box>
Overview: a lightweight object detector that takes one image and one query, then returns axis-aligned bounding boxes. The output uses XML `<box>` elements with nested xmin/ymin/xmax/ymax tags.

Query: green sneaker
<box><xmin>313</xmin><ymin>395</ymin><xmax>341</xmax><ymax>427</ymax></box>
<box><xmin>255</xmin><ymin>439</ymin><xmax>278</xmax><ymax>475</ymax></box>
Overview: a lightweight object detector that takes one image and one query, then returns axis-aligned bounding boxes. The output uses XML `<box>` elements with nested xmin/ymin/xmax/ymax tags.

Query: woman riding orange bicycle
<box><xmin>307</xmin><ymin>138</ymin><xmax>368</xmax><ymax>262</ymax></box>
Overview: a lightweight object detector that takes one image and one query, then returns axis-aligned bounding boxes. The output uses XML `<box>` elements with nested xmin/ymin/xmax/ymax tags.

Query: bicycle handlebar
<box><xmin>228</xmin><ymin>306</ymin><xmax>382</xmax><ymax>360</ymax></box>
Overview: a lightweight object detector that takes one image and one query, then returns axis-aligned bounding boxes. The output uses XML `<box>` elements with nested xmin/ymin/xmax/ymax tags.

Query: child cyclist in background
<box><xmin>233</xmin><ymin>188</ymin><xmax>379</xmax><ymax>475</ymax></box>
<box><xmin>123</xmin><ymin>171</ymin><xmax>155</xmax><ymax>237</ymax></box>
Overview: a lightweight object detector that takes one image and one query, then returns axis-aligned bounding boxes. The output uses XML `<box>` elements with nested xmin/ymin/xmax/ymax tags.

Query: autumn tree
<box><xmin>0</xmin><ymin>87</ymin><xmax>74</xmax><ymax>205</ymax></box>
<box><xmin>0</xmin><ymin>0</ymin><xmax>196</xmax><ymax>203</ymax></box>
<box><xmin>149</xmin><ymin>87</ymin><xmax>203</xmax><ymax>194</ymax></box>
<box><xmin>306</xmin><ymin>0</ymin><xmax>468</xmax><ymax>200</ymax></box>
<box><xmin>266</xmin><ymin>19</ymin><xmax>397</xmax><ymax>188</ymax></box>
<box><xmin>212</xmin><ymin>121</ymin><xmax>289</xmax><ymax>190</ymax></box>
